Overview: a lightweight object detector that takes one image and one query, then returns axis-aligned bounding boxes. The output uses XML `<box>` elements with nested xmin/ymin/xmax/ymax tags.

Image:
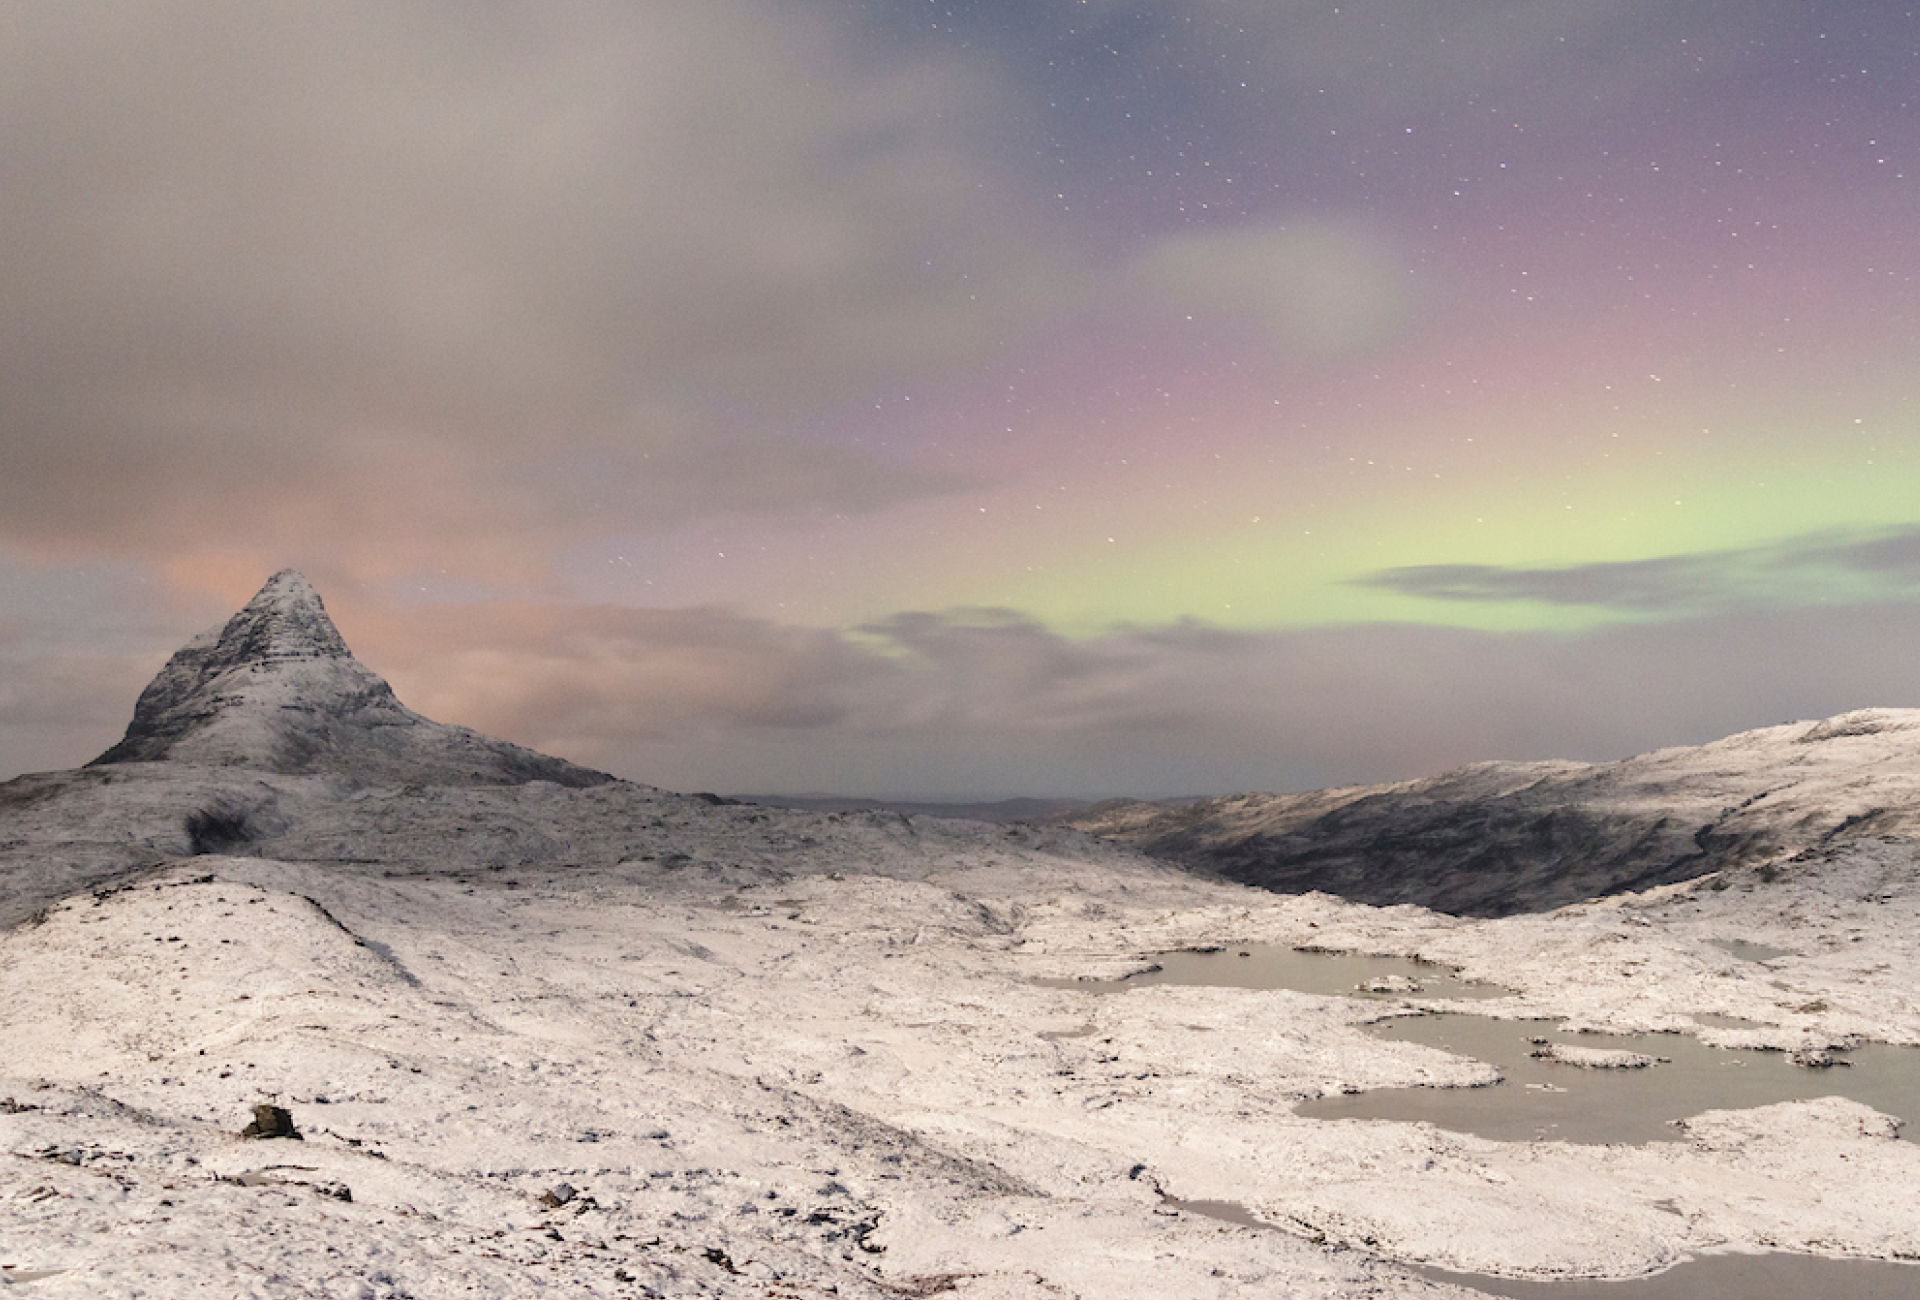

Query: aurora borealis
<box><xmin>3</xmin><ymin>2</ymin><xmax>1918</xmax><ymax>797</ymax></box>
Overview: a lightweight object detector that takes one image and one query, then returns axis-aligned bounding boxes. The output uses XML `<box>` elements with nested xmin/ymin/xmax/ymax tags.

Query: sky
<box><xmin>3</xmin><ymin>0</ymin><xmax>1919</xmax><ymax>799</ymax></box>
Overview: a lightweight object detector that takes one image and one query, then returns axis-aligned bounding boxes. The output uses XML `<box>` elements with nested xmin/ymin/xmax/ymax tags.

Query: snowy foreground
<box><xmin>5</xmin><ymin>571</ymin><xmax>1918</xmax><ymax>1296</ymax></box>
<box><xmin>5</xmin><ymin>792</ymin><xmax>1919</xmax><ymax>1298</ymax></box>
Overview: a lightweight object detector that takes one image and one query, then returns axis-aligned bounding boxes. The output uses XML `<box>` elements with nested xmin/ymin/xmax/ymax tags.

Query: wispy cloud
<box><xmin>16</xmin><ymin>557</ymin><xmax>1920</xmax><ymax>799</ymax></box>
<box><xmin>1355</xmin><ymin>528</ymin><xmax>1920</xmax><ymax>613</ymax></box>
<box><xmin>1123</xmin><ymin>221</ymin><xmax>1414</xmax><ymax>359</ymax></box>
<box><xmin>0</xmin><ymin>559</ymin><xmax>226</xmax><ymax>776</ymax></box>
<box><xmin>340</xmin><ymin>596</ymin><xmax>1920</xmax><ymax>799</ymax></box>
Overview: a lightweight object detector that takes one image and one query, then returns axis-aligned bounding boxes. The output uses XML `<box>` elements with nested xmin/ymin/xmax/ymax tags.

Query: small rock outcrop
<box><xmin>1526</xmin><ymin>1042</ymin><xmax>1666</xmax><ymax>1070</ymax></box>
<box><xmin>89</xmin><ymin>570</ymin><xmax>612</xmax><ymax>789</ymax></box>
<box><xmin>240</xmin><ymin>1104</ymin><xmax>302</xmax><ymax>1140</ymax></box>
<box><xmin>1791</xmin><ymin>1049</ymin><xmax>1851</xmax><ymax>1069</ymax></box>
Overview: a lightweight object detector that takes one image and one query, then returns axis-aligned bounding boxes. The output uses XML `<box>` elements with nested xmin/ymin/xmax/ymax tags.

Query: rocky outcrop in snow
<box><xmin>1526</xmin><ymin>1041</ymin><xmax>1667</xmax><ymax>1069</ymax></box>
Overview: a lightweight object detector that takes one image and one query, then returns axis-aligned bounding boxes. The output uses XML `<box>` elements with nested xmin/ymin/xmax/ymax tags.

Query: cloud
<box><xmin>0</xmin><ymin>0</ymin><xmax>1066</xmax><ymax>579</ymax></box>
<box><xmin>1125</xmin><ymin>221</ymin><xmax>1413</xmax><ymax>359</ymax></box>
<box><xmin>1357</xmin><ymin>555</ymin><xmax>1742</xmax><ymax>611</ymax></box>
<box><xmin>0</xmin><ymin>559</ymin><xmax>226</xmax><ymax>776</ymax></box>
<box><xmin>1804</xmin><ymin>529</ymin><xmax>1920</xmax><ymax>582</ymax></box>
<box><xmin>520</xmin><ymin>435</ymin><xmax>985</xmax><ymax>531</ymax></box>
<box><xmin>330</xmin><ymin>596</ymin><xmax>1920</xmax><ymax>800</ymax></box>
<box><xmin>1357</xmin><ymin>528</ymin><xmax>1920</xmax><ymax>613</ymax></box>
<box><xmin>1041</xmin><ymin>0</ymin><xmax>1688</xmax><ymax>135</ymax></box>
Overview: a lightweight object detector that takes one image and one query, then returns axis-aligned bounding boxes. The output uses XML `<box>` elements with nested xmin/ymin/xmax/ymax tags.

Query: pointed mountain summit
<box><xmin>90</xmin><ymin>570</ymin><xmax>612</xmax><ymax>788</ymax></box>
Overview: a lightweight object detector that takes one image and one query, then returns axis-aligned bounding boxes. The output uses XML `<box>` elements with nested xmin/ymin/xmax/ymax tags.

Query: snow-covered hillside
<box><xmin>3</xmin><ymin>572</ymin><xmax>1918</xmax><ymax>1297</ymax></box>
<box><xmin>1067</xmin><ymin>710</ymin><xmax>1920</xmax><ymax>914</ymax></box>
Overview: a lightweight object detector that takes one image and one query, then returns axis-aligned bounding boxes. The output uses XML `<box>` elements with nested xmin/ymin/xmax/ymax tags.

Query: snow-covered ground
<box><xmin>5</xmin><ymin>572</ymin><xmax>1917</xmax><ymax>1296</ymax></box>
<box><xmin>4</xmin><ymin>808</ymin><xmax>1918</xmax><ymax>1297</ymax></box>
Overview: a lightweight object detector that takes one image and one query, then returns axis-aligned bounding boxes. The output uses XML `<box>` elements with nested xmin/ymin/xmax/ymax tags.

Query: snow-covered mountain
<box><xmin>0</xmin><ymin>570</ymin><xmax>632</xmax><ymax>926</ymax></box>
<box><xmin>1066</xmin><ymin>709</ymin><xmax>1920</xmax><ymax>915</ymax></box>
<box><xmin>91</xmin><ymin>569</ymin><xmax>612</xmax><ymax>788</ymax></box>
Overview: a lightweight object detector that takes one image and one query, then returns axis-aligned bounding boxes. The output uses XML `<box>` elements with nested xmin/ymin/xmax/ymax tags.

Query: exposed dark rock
<box><xmin>538</xmin><ymin>1182</ymin><xmax>577</xmax><ymax>1208</ymax></box>
<box><xmin>240</xmin><ymin>1103</ymin><xmax>301</xmax><ymax>1140</ymax></box>
<box><xmin>884</xmin><ymin>1275</ymin><xmax>973</xmax><ymax>1297</ymax></box>
<box><xmin>1791</xmin><ymin>1049</ymin><xmax>1850</xmax><ymax>1069</ymax></box>
<box><xmin>184</xmin><ymin>805</ymin><xmax>255</xmax><ymax>855</ymax></box>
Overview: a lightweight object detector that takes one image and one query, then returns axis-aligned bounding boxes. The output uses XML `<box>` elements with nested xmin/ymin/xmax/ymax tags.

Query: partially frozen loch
<box><xmin>1052</xmin><ymin>943</ymin><xmax>1920</xmax><ymax>1147</ymax></box>
<box><xmin>1036</xmin><ymin>941</ymin><xmax>1516</xmax><ymax>1001</ymax></box>
<box><xmin>1299</xmin><ymin>1011</ymin><xmax>1920</xmax><ymax>1146</ymax></box>
<box><xmin>1417</xmin><ymin>1253</ymin><xmax>1920</xmax><ymax>1300</ymax></box>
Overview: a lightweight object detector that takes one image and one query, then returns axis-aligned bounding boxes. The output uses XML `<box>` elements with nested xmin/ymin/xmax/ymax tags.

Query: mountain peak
<box><xmin>198</xmin><ymin>568</ymin><xmax>352</xmax><ymax>670</ymax></box>
<box><xmin>254</xmin><ymin>568</ymin><xmax>330</xmax><ymax>613</ymax></box>
<box><xmin>90</xmin><ymin>571</ymin><xmax>612</xmax><ymax>789</ymax></box>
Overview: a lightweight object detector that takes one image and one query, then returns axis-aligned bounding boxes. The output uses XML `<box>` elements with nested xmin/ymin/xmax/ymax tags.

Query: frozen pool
<box><xmin>1705</xmin><ymin>937</ymin><xmax>1794</xmax><ymax>963</ymax></box>
<box><xmin>1170</xmin><ymin>1198</ymin><xmax>1920</xmax><ymax>1298</ymax></box>
<box><xmin>1035</xmin><ymin>942</ymin><xmax>1515</xmax><ymax>1001</ymax></box>
<box><xmin>1047</xmin><ymin>944</ymin><xmax>1919</xmax><ymax>1145</ymax></box>
<box><xmin>1295</xmin><ymin>1011</ymin><xmax>1920</xmax><ymax>1145</ymax></box>
<box><xmin>1085</xmin><ymin>946</ymin><xmax>1920</xmax><ymax>1294</ymax></box>
<box><xmin>1413</xmin><ymin>1252</ymin><xmax>1920</xmax><ymax>1299</ymax></box>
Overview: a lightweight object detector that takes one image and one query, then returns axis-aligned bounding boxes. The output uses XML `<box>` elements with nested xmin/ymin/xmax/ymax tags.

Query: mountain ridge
<box><xmin>1065</xmin><ymin>708</ymin><xmax>1920</xmax><ymax>915</ymax></box>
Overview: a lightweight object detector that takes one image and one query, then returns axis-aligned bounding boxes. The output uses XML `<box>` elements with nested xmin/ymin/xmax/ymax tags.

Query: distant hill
<box><xmin>731</xmin><ymin>794</ymin><xmax>1092</xmax><ymax>825</ymax></box>
<box><xmin>1065</xmin><ymin>709</ymin><xmax>1920</xmax><ymax>916</ymax></box>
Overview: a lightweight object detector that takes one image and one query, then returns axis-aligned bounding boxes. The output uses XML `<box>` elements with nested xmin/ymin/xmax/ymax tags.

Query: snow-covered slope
<box><xmin>4</xmin><ymin>834</ymin><xmax>1919</xmax><ymax>1297</ymax></box>
<box><xmin>1067</xmin><ymin>710</ymin><xmax>1920</xmax><ymax>915</ymax></box>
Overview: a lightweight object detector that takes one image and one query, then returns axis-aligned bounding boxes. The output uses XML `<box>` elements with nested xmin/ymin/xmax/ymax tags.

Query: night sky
<box><xmin>4</xmin><ymin>1</ymin><xmax>1919</xmax><ymax>798</ymax></box>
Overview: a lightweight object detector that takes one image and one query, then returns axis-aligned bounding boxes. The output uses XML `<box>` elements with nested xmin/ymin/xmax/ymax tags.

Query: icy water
<box><xmin>1048</xmin><ymin>944</ymin><xmax>1920</xmax><ymax>1145</ymax></box>
<box><xmin>1295</xmin><ymin>1013</ymin><xmax>1920</xmax><ymax>1145</ymax></box>
<box><xmin>1035</xmin><ymin>943</ymin><xmax>1516</xmax><ymax>1001</ymax></box>
<box><xmin>1101</xmin><ymin>947</ymin><xmax>1920</xmax><ymax>1297</ymax></box>
<box><xmin>1170</xmin><ymin>1199</ymin><xmax>1920</xmax><ymax>1298</ymax></box>
<box><xmin>1413</xmin><ymin>1253</ymin><xmax>1920</xmax><ymax>1299</ymax></box>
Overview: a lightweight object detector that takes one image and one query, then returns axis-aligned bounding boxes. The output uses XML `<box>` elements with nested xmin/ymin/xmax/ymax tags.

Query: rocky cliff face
<box><xmin>88</xmin><ymin>569</ymin><xmax>611</xmax><ymax>789</ymax></box>
<box><xmin>1066</xmin><ymin>709</ymin><xmax>1920</xmax><ymax>916</ymax></box>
